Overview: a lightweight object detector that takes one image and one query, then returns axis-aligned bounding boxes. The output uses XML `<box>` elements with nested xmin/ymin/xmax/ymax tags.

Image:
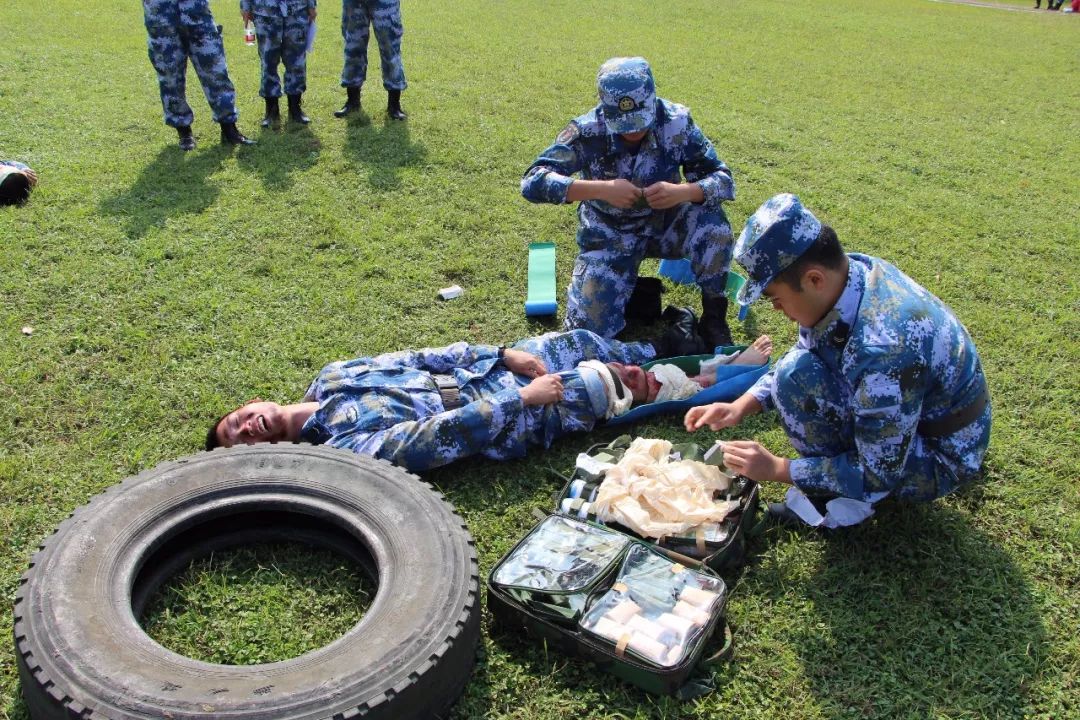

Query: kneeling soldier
<box><xmin>686</xmin><ymin>194</ymin><xmax>991</xmax><ymax>512</ymax></box>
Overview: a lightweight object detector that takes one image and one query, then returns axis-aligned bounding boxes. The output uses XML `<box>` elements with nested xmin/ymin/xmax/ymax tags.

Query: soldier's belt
<box><xmin>431</xmin><ymin>374</ymin><xmax>463</xmax><ymax>410</ymax></box>
<box><xmin>917</xmin><ymin>381</ymin><xmax>989</xmax><ymax>438</ymax></box>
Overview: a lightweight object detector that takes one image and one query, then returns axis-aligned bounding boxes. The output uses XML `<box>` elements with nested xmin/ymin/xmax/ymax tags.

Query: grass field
<box><xmin>2</xmin><ymin>0</ymin><xmax>1078</xmax><ymax>717</ymax></box>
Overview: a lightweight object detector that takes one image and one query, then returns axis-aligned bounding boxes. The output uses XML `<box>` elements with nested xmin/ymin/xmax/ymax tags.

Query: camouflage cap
<box><xmin>734</xmin><ymin>193</ymin><xmax>823</xmax><ymax>306</ymax></box>
<box><xmin>597</xmin><ymin>57</ymin><xmax>656</xmax><ymax>135</ymax></box>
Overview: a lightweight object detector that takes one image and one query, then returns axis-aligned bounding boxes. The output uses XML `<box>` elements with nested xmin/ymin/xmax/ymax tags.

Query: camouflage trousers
<box><xmin>565</xmin><ymin>202</ymin><xmax>733</xmax><ymax>338</ymax></box>
<box><xmin>254</xmin><ymin>12</ymin><xmax>309</xmax><ymax>98</ymax></box>
<box><xmin>772</xmin><ymin>348</ymin><xmax>992</xmax><ymax>502</ymax></box>
<box><xmin>144</xmin><ymin>2</ymin><xmax>238</xmax><ymax>127</ymax></box>
<box><xmin>340</xmin><ymin>0</ymin><xmax>406</xmax><ymax>91</ymax></box>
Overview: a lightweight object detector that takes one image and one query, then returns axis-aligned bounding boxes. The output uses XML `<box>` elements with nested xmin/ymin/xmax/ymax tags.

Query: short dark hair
<box><xmin>0</xmin><ymin>172</ymin><xmax>31</xmax><ymax>206</ymax></box>
<box><xmin>205</xmin><ymin>413</ymin><xmax>228</xmax><ymax>451</ymax></box>
<box><xmin>773</xmin><ymin>224</ymin><xmax>845</xmax><ymax>291</ymax></box>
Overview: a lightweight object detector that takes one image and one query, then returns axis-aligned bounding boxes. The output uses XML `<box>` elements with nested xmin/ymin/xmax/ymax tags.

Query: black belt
<box><xmin>917</xmin><ymin>383</ymin><xmax>989</xmax><ymax>438</ymax></box>
<box><xmin>431</xmin><ymin>374</ymin><xmax>463</xmax><ymax>410</ymax></box>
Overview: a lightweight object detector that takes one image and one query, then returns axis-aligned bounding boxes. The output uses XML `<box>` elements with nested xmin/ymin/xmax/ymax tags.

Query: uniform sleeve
<box><xmin>788</xmin><ymin>355</ymin><xmax>923</xmax><ymax>501</ymax></box>
<box><xmin>325</xmin><ymin>387</ymin><xmax>525</xmax><ymax>471</ymax></box>
<box><xmin>747</xmin><ymin>367</ymin><xmax>776</xmax><ymax>411</ymax></box>
<box><xmin>513</xmin><ymin>329</ymin><xmax>656</xmax><ymax>371</ymax></box>
<box><xmin>520</xmin><ymin>123</ymin><xmax>584</xmax><ymax>204</ymax></box>
<box><xmin>680</xmin><ymin>113</ymin><xmax>734</xmax><ymax>209</ymax></box>
<box><xmin>364</xmin><ymin>342</ymin><xmax>501</xmax><ymax>372</ymax></box>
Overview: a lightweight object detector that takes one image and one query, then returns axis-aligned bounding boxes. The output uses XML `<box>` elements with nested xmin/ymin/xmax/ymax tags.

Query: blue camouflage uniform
<box><xmin>242</xmin><ymin>0</ymin><xmax>315</xmax><ymax>98</ymax></box>
<box><xmin>142</xmin><ymin>0</ymin><xmax>239</xmax><ymax>127</ymax></box>
<box><xmin>340</xmin><ymin>0</ymin><xmax>406</xmax><ymax>91</ymax></box>
<box><xmin>738</xmin><ymin>194</ymin><xmax>991</xmax><ymax>503</ymax></box>
<box><xmin>299</xmin><ymin>330</ymin><xmax>655</xmax><ymax>471</ymax></box>
<box><xmin>521</xmin><ymin>57</ymin><xmax>735</xmax><ymax>338</ymax></box>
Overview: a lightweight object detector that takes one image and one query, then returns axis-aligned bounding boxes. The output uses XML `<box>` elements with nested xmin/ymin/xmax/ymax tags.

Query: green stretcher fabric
<box><xmin>526</xmin><ymin>242</ymin><xmax>558</xmax><ymax>316</ymax></box>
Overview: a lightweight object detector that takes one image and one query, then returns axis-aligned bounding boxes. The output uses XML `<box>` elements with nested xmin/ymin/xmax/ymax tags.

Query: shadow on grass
<box><xmin>342</xmin><ymin>114</ymin><xmax>426</xmax><ymax>191</ymax></box>
<box><xmin>237</xmin><ymin>123</ymin><xmax>321</xmax><ymax>190</ymax></box>
<box><xmin>757</xmin><ymin>502</ymin><xmax>1047</xmax><ymax>717</ymax></box>
<box><xmin>99</xmin><ymin>142</ymin><xmax>231</xmax><ymax>239</ymax></box>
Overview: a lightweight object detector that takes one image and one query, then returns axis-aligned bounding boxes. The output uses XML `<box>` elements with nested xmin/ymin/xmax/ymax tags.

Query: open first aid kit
<box><xmin>487</xmin><ymin>436</ymin><xmax>759</xmax><ymax>697</ymax></box>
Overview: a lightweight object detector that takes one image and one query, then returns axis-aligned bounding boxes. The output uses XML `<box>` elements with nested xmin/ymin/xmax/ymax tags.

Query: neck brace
<box><xmin>578</xmin><ymin>360</ymin><xmax>633</xmax><ymax>419</ymax></box>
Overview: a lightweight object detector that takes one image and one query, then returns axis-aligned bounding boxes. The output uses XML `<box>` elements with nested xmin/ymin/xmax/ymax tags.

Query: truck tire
<box><xmin>13</xmin><ymin>444</ymin><xmax>480</xmax><ymax>720</ymax></box>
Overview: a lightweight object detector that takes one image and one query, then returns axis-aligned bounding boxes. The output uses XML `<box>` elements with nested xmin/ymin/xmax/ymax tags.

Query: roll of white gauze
<box><xmin>679</xmin><ymin>585</ymin><xmax>719</xmax><ymax>610</ymax></box>
<box><xmin>672</xmin><ymin>600</ymin><xmax>710</xmax><ymax>626</ymax></box>
<box><xmin>605</xmin><ymin>599</ymin><xmax>641</xmax><ymax>625</ymax></box>
<box><xmin>627</xmin><ymin>613</ymin><xmax>676</xmax><ymax>646</ymax></box>
<box><xmin>590</xmin><ymin>616</ymin><xmax>628</xmax><ymax>643</ymax></box>
<box><xmin>665</xmin><ymin>643</ymin><xmax>686</xmax><ymax>666</ymax></box>
<box><xmin>657</xmin><ymin>612</ymin><xmax>695</xmax><ymax>642</ymax></box>
<box><xmin>627</xmin><ymin>632</ymin><xmax>669</xmax><ymax>665</ymax></box>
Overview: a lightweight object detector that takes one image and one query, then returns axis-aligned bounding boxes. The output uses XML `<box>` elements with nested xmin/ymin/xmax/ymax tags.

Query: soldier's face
<box><xmin>762</xmin><ymin>273</ymin><xmax>830</xmax><ymax>327</ymax></box>
<box><xmin>607</xmin><ymin>363</ymin><xmax>660</xmax><ymax>403</ymax></box>
<box><xmin>216</xmin><ymin>401</ymin><xmax>289</xmax><ymax>447</ymax></box>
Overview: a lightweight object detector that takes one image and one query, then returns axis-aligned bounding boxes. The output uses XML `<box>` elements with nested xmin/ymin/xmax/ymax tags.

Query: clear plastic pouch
<box><xmin>579</xmin><ymin>544</ymin><xmax>725</xmax><ymax>667</ymax></box>
<box><xmin>492</xmin><ymin>515</ymin><xmax>629</xmax><ymax>593</ymax></box>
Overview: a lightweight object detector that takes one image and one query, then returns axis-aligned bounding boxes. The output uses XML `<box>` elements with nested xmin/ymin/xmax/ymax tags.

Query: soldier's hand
<box><xmin>720</xmin><ymin>440</ymin><xmax>791</xmax><ymax>484</ymax></box>
<box><xmin>604</xmin><ymin>179</ymin><xmax>644</xmax><ymax>209</ymax></box>
<box><xmin>309</xmin><ymin>7</ymin><xmax>317</xmax><ymax>20</ymax></box>
<box><xmin>684</xmin><ymin>402</ymin><xmax>741</xmax><ymax>432</ymax></box>
<box><xmin>242</xmin><ymin>10</ymin><xmax>254</xmax><ymax>23</ymax></box>
<box><xmin>519</xmin><ymin>374</ymin><xmax>564</xmax><ymax>406</ymax></box>
<box><xmin>502</xmin><ymin>348</ymin><xmax>547</xmax><ymax>379</ymax></box>
<box><xmin>643</xmin><ymin>182</ymin><xmax>686</xmax><ymax>210</ymax></box>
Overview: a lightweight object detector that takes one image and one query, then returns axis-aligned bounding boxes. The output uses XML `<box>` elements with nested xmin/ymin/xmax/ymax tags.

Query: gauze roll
<box><xmin>657</xmin><ymin>612</ymin><xmax>695</xmax><ymax>643</ymax></box>
<box><xmin>605</xmin><ymin>599</ymin><xmax>641</xmax><ymax>625</ymax></box>
<box><xmin>679</xmin><ymin>586</ymin><xmax>719</xmax><ymax>610</ymax></box>
<box><xmin>591</xmin><ymin>616</ymin><xmax>629</xmax><ymax>643</ymax></box>
<box><xmin>627</xmin><ymin>632</ymin><xmax>669</xmax><ymax>665</ymax></box>
<box><xmin>672</xmin><ymin>600</ymin><xmax>710</xmax><ymax>626</ymax></box>
<box><xmin>627</xmin><ymin>613</ymin><xmax>676</xmax><ymax>646</ymax></box>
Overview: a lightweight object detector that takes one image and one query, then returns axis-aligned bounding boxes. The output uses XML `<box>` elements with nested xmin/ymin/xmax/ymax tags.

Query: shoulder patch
<box><xmin>556</xmin><ymin>122</ymin><xmax>580</xmax><ymax>145</ymax></box>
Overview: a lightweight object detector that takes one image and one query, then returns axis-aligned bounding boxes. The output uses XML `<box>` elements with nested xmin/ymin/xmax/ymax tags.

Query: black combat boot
<box><xmin>387</xmin><ymin>89</ymin><xmax>407</xmax><ymax>121</ymax></box>
<box><xmin>287</xmin><ymin>94</ymin><xmax>310</xmax><ymax>124</ymax></box>
<box><xmin>648</xmin><ymin>306</ymin><xmax>707</xmax><ymax>359</ymax></box>
<box><xmin>220</xmin><ymin>121</ymin><xmax>256</xmax><ymax>146</ymax></box>
<box><xmin>176</xmin><ymin>125</ymin><xmax>196</xmax><ymax>151</ymax></box>
<box><xmin>334</xmin><ymin>86</ymin><xmax>361</xmax><ymax>118</ymax></box>
<box><xmin>261</xmin><ymin>97</ymin><xmax>280</xmax><ymax>128</ymax></box>
<box><xmin>699</xmin><ymin>290</ymin><xmax>734</xmax><ymax>350</ymax></box>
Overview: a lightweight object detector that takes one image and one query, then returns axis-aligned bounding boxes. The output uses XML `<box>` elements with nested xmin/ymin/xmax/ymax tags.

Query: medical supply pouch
<box><xmin>488</xmin><ymin>515</ymin><xmax>732</xmax><ymax>697</ymax></box>
<box><xmin>556</xmin><ymin>435</ymin><xmax>760</xmax><ymax>573</ymax></box>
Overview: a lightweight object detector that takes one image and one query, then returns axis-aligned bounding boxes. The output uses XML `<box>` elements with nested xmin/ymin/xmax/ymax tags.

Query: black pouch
<box><xmin>488</xmin><ymin>514</ymin><xmax>733</xmax><ymax>698</ymax></box>
<box><xmin>555</xmin><ymin>435</ymin><xmax>760</xmax><ymax>573</ymax></box>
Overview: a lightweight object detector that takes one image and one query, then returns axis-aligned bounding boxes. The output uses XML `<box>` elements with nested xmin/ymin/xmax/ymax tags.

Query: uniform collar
<box><xmin>799</xmin><ymin>257</ymin><xmax>867</xmax><ymax>351</ymax></box>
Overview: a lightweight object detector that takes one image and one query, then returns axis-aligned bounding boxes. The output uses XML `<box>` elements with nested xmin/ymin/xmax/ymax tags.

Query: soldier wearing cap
<box><xmin>685</xmin><ymin>193</ymin><xmax>991</xmax><ymax>508</ymax></box>
<box><xmin>522</xmin><ymin>57</ymin><xmax>737</xmax><ymax>347</ymax></box>
<box><xmin>142</xmin><ymin>0</ymin><xmax>255</xmax><ymax>150</ymax></box>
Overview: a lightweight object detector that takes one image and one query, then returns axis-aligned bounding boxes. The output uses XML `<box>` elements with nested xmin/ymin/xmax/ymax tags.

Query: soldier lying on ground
<box><xmin>685</xmin><ymin>194</ymin><xmax>991</xmax><ymax>516</ymax></box>
<box><xmin>207</xmin><ymin>324</ymin><xmax>770</xmax><ymax>472</ymax></box>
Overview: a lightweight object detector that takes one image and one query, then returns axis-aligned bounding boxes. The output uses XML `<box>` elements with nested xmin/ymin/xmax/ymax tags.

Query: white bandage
<box><xmin>578</xmin><ymin>360</ymin><xmax>633</xmax><ymax>418</ymax></box>
<box><xmin>650</xmin><ymin>363</ymin><xmax>703</xmax><ymax>402</ymax></box>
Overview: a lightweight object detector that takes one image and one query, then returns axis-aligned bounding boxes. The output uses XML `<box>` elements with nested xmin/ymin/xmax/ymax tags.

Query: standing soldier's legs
<box><xmin>146</xmin><ymin>25</ymin><xmax>194</xmax><ymax>128</ymax></box>
<box><xmin>340</xmin><ymin>0</ymin><xmax>372</xmax><ymax>90</ymax></box>
<box><xmin>652</xmin><ymin>202</ymin><xmax>735</xmax><ymax>348</ymax></box>
<box><xmin>186</xmin><ymin>19</ymin><xmax>239</xmax><ymax>124</ymax></box>
<box><xmin>370</xmin><ymin>0</ymin><xmax>406</xmax><ymax>91</ymax></box>
<box><xmin>564</xmin><ymin>250</ymin><xmax>641</xmax><ymax>339</ymax></box>
<box><xmin>254</xmin><ymin>13</ymin><xmax>285</xmax><ymax>99</ymax></box>
<box><xmin>281</xmin><ymin>12</ymin><xmax>310</xmax><ymax>97</ymax></box>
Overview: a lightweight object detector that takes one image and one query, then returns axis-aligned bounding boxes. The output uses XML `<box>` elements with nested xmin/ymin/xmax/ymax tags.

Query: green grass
<box><xmin>1</xmin><ymin>0</ymin><xmax>1078</xmax><ymax>718</ymax></box>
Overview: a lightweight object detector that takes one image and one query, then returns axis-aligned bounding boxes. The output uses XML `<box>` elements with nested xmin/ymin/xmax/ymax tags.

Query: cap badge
<box><xmin>617</xmin><ymin>96</ymin><xmax>635</xmax><ymax>112</ymax></box>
